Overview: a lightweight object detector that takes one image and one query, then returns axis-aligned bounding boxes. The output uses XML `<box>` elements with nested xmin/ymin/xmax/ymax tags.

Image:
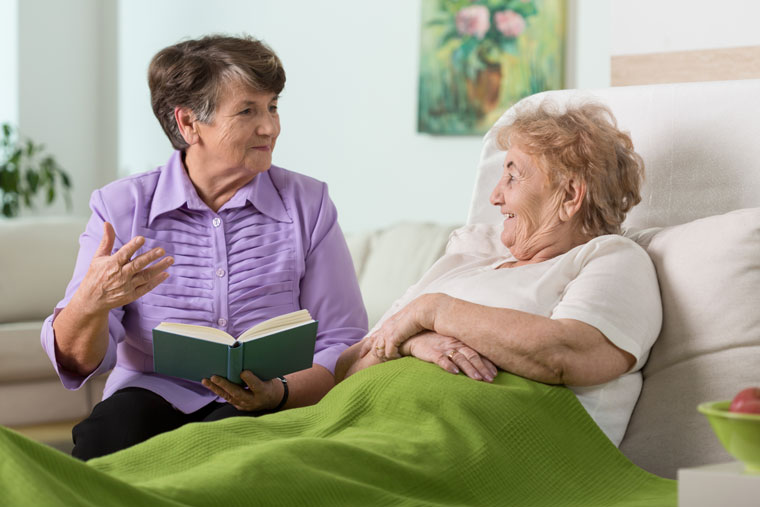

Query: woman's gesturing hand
<box><xmin>75</xmin><ymin>222</ymin><xmax>173</xmax><ymax>314</ymax></box>
<box><xmin>202</xmin><ymin>371</ymin><xmax>283</xmax><ymax>412</ymax></box>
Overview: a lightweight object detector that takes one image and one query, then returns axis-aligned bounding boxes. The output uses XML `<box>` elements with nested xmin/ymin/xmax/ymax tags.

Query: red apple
<box><xmin>729</xmin><ymin>387</ymin><xmax>760</xmax><ymax>414</ymax></box>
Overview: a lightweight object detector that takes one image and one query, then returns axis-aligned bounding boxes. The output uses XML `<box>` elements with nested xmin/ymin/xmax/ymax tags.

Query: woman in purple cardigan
<box><xmin>40</xmin><ymin>35</ymin><xmax>368</xmax><ymax>460</ymax></box>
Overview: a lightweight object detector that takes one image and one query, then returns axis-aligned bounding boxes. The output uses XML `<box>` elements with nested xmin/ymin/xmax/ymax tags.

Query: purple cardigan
<box><xmin>41</xmin><ymin>151</ymin><xmax>368</xmax><ymax>413</ymax></box>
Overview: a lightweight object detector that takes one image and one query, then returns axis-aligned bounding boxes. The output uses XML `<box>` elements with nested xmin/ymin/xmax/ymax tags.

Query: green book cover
<box><xmin>152</xmin><ymin>311</ymin><xmax>317</xmax><ymax>385</ymax></box>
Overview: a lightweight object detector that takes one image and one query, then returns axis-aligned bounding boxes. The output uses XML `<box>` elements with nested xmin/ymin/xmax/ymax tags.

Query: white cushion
<box><xmin>0</xmin><ymin>217</ymin><xmax>87</xmax><ymax>322</ymax></box>
<box><xmin>344</xmin><ymin>230</ymin><xmax>372</xmax><ymax>279</ymax></box>
<box><xmin>445</xmin><ymin>223</ymin><xmax>507</xmax><ymax>257</ymax></box>
<box><xmin>0</xmin><ymin>322</ymin><xmax>57</xmax><ymax>382</ymax></box>
<box><xmin>350</xmin><ymin>222</ymin><xmax>458</xmax><ymax>328</ymax></box>
<box><xmin>0</xmin><ymin>379</ymin><xmax>91</xmax><ymax>427</ymax></box>
<box><xmin>620</xmin><ymin>208</ymin><xmax>760</xmax><ymax>478</ymax></box>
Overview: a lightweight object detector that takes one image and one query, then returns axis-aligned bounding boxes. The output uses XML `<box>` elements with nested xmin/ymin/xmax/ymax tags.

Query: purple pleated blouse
<box><xmin>40</xmin><ymin>151</ymin><xmax>368</xmax><ymax>413</ymax></box>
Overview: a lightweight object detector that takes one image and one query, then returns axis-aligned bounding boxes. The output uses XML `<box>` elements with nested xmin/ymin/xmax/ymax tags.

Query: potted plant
<box><xmin>0</xmin><ymin>123</ymin><xmax>72</xmax><ymax>218</ymax></box>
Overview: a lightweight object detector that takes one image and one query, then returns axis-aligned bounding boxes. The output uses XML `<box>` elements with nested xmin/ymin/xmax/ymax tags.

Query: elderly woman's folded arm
<box><xmin>425</xmin><ymin>294</ymin><xmax>635</xmax><ymax>386</ymax></box>
<box><xmin>366</xmin><ymin>292</ymin><xmax>634</xmax><ymax>387</ymax></box>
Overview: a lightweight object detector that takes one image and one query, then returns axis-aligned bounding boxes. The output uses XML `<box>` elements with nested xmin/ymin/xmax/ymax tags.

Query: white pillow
<box><xmin>355</xmin><ymin>223</ymin><xmax>458</xmax><ymax>328</ymax></box>
<box><xmin>0</xmin><ymin>217</ymin><xmax>87</xmax><ymax>322</ymax></box>
<box><xmin>620</xmin><ymin>207</ymin><xmax>760</xmax><ymax>478</ymax></box>
<box><xmin>445</xmin><ymin>223</ymin><xmax>507</xmax><ymax>257</ymax></box>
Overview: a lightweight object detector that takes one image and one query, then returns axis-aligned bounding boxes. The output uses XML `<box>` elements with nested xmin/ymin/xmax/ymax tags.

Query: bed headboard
<box><xmin>467</xmin><ymin>78</ymin><xmax>760</xmax><ymax>228</ymax></box>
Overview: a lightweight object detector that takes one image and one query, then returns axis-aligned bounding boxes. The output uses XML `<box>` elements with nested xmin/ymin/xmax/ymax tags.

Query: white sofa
<box><xmin>1</xmin><ymin>78</ymin><xmax>759</xmax><ymax>480</ymax></box>
<box><xmin>0</xmin><ymin>217</ymin><xmax>106</xmax><ymax>429</ymax></box>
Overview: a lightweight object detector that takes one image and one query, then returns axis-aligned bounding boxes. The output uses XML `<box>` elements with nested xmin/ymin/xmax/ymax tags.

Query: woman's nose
<box><xmin>256</xmin><ymin>115</ymin><xmax>276</xmax><ymax>136</ymax></box>
<box><xmin>489</xmin><ymin>183</ymin><xmax>502</xmax><ymax>206</ymax></box>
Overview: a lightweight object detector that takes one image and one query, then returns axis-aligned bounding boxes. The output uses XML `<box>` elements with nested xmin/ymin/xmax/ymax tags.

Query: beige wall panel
<box><xmin>611</xmin><ymin>46</ymin><xmax>760</xmax><ymax>86</ymax></box>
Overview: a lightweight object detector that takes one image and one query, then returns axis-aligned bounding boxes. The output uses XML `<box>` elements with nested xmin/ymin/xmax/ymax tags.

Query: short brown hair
<box><xmin>148</xmin><ymin>34</ymin><xmax>286</xmax><ymax>150</ymax></box>
<box><xmin>497</xmin><ymin>100</ymin><xmax>644</xmax><ymax>236</ymax></box>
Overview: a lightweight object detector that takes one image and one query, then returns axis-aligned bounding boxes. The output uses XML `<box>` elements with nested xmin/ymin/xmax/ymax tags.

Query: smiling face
<box><xmin>489</xmin><ymin>144</ymin><xmax>567</xmax><ymax>261</ymax></box>
<box><xmin>193</xmin><ymin>79</ymin><xmax>280</xmax><ymax>177</ymax></box>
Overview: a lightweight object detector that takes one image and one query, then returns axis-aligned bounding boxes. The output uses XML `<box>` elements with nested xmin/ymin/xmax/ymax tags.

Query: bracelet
<box><xmin>274</xmin><ymin>376</ymin><xmax>288</xmax><ymax>411</ymax></box>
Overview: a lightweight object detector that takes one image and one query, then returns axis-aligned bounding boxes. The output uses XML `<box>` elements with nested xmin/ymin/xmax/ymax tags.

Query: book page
<box><xmin>154</xmin><ymin>322</ymin><xmax>236</xmax><ymax>345</ymax></box>
<box><xmin>238</xmin><ymin>309</ymin><xmax>313</xmax><ymax>342</ymax></box>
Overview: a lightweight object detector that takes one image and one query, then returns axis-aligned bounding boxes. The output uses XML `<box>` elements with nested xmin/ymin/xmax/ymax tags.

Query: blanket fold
<box><xmin>1</xmin><ymin>359</ymin><xmax>676</xmax><ymax>506</ymax></box>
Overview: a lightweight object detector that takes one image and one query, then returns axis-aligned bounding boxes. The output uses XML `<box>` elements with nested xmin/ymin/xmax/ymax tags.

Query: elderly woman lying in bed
<box><xmin>336</xmin><ymin>101</ymin><xmax>662</xmax><ymax>445</ymax></box>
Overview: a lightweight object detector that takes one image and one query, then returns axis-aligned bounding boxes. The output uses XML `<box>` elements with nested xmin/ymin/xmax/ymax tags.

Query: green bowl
<box><xmin>698</xmin><ymin>400</ymin><xmax>760</xmax><ymax>473</ymax></box>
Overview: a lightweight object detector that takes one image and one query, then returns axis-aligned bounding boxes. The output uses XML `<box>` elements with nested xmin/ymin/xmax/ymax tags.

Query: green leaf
<box><xmin>483</xmin><ymin>0</ymin><xmax>505</xmax><ymax>9</ymax></box>
<box><xmin>10</xmin><ymin>148</ymin><xmax>21</xmax><ymax>165</ymax></box>
<box><xmin>511</xmin><ymin>3</ymin><xmax>538</xmax><ymax>18</ymax></box>
<box><xmin>41</xmin><ymin>156</ymin><xmax>53</xmax><ymax>172</ymax></box>
<box><xmin>60</xmin><ymin>170</ymin><xmax>71</xmax><ymax>188</ymax></box>
<box><xmin>440</xmin><ymin>28</ymin><xmax>461</xmax><ymax>46</ymax></box>
<box><xmin>47</xmin><ymin>185</ymin><xmax>55</xmax><ymax>204</ymax></box>
<box><xmin>426</xmin><ymin>13</ymin><xmax>452</xmax><ymax>27</ymax></box>
<box><xmin>441</xmin><ymin>0</ymin><xmax>472</xmax><ymax>15</ymax></box>
<box><xmin>4</xmin><ymin>169</ymin><xmax>19</xmax><ymax>193</ymax></box>
<box><xmin>26</xmin><ymin>170</ymin><xmax>39</xmax><ymax>192</ymax></box>
<box><xmin>3</xmin><ymin>193</ymin><xmax>19</xmax><ymax>217</ymax></box>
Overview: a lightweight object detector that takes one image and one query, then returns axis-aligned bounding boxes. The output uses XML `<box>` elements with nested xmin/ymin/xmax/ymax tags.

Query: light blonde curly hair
<box><xmin>497</xmin><ymin>100</ymin><xmax>644</xmax><ymax>236</ymax></box>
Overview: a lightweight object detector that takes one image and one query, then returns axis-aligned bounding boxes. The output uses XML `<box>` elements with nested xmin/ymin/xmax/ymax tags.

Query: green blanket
<box><xmin>1</xmin><ymin>359</ymin><xmax>676</xmax><ymax>506</ymax></box>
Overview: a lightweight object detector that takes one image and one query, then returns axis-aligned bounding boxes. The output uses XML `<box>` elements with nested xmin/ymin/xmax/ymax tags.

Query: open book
<box><xmin>152</xmin><ymin>309</ymin><xmax>318</xmax><ymax>384</ymax></box>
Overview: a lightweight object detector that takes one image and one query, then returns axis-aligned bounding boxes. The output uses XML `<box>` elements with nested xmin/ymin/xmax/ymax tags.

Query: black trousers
<box><xmin>71</xmin><ymin>387</ymin><xmax>257</xmax><ymax>461</ymax></box>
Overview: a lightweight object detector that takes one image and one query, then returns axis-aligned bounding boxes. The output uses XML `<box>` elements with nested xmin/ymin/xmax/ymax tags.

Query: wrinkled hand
<box><xmin>400</xmin><ymin>331</ymin><xmax>498</xmax><ymax>382</ymax></box>
<box><xmin>361</xmin><ymin>293</ymin><xmax>447</xmax><ymax>361</ymax></box>
<box><xmin>202</xmin><ymin>371</ymin><xmax>282</xmax><ymax>412</ymax></box>
<box><xmin>75</xmin><ymin>222</ymin><xmax>173</xmax><ymax>314</ymax></box>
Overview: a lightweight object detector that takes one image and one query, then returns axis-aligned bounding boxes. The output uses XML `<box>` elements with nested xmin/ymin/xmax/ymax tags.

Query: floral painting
<box><xmin>418</xmin><ymin>0</ymin><xmax>565</xmax><ymax>135</ymax></box>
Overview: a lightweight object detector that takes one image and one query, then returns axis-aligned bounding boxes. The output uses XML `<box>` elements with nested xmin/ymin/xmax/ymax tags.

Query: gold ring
<box><xmin>375</xmin><ymin>345</ymin><xmax>383</xmax><ymax>351</ymax></box>
<box><xmin>447</xmin><ymin>350</ymin><xmax>456</xmax><ymax>360</ymax></box>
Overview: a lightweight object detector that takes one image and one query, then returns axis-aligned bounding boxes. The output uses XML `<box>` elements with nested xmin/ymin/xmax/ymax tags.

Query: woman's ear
<box><xmin>558</xmin><ymin>178</ymin><xmax>586</xmax><ymax>222</ymax></box>
<box><xmin>174</xmin><ymin>107</ymin><xmax>200</xmax><ymax>145</ymax></box>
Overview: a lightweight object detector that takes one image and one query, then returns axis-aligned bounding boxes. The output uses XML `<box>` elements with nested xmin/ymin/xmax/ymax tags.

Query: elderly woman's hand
<box><xmin>52</xmin><ymin>222</ymin><xmax>174</xmax><ymax>376</ymax></box>
<box><xmin>361</xmin><ymin>293</ymin><xmax>452</xmax><ymax>360</ymax></box>
<box><xmin>74</xmin><ymin>222</ymin><xmax>173</xmax><ymax>314</ymax></box>
<box><xmin>202</xmin><ymin>371</ymin><xmax>282</xmax><ymax>412</ymax></box>
<box><xmin>400</xmin><ymin>331</ymin><xmax>497</xmax><ymax>382</ymax></box>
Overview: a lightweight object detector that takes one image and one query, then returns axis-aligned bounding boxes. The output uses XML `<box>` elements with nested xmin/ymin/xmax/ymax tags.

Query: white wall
<box><xmin>117</xmin><ymin>0</ymin><xmax>476</xmax><ymax>232</ymax></box>
<box><xmin>0</xmin><ymin>0</ymin><xmax>18</xmax><ymax>125</ymax></box>
<box><xmin>118</xmin><ymin>0</ymin><xmax>606</xmax><ymax>233</ymax></box>
<box><xmin>611</xmin><ymin>0</ymin><xmax>760</xmax><ymax>55</ymax></box>
<box><xmin>18</xmin><ymin>0</ymin><xmax>759</xmax><ymax>229</ymax></box>
<box><xmin>568</xmin><ymin>0</ymin><xmax>610</xmax><ymax>89</ymax></box>
<box><xmin>16</xmin><ymin>0</ymin><xmax>117</xmax><ymax>217</ymax></box>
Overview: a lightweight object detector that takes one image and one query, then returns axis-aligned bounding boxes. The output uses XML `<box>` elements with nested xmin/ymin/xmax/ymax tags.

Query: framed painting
<box><xmin>418</xmin><ymin>0</ymin><xmax>565</xmax><ymax>135</ymax></box>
